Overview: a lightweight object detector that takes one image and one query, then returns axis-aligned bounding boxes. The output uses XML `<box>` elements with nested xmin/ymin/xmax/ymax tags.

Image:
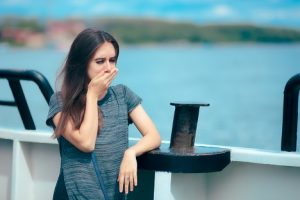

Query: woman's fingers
<box><xmin>134</xmin><ymin>171</ymin><xmax>138</xmax><ymax>187</ymax></box>
<box><xmin>118</xmin><ymin>174</ymin><xmax>129</xmax><ymax>194</ymax></box>
<box><xmin>118</xmin><ymin>149</ymin><xmax>138</xmax><ymax>194</ymax></box>
<box><xmin>93</xmin><ymin>68</ymin><xmax>118</xmax><ymax>87</ymax></box>
<box><xmin>130</xmin><ymin>175</ymin><xmax>134</xmax><ymax>192</ymax></box>
<box><xmin>106</xmin><ymin>69</ymin><xmax>118</xmax><ymax>85</ymax></box>
<box><xmin>118</xmin><ymin>173</ymin><xmax>137</xmax><ymax>194</ymax></box>
<box><xmin>93</xmin><ymin>69</ymin><xmax>115</xmax><ymax>81</ymax></box>
<box><xmin>89</xmin><ymin>68</ymin><xmax>118</xmax><ymax>98</ymax></box>
<box><xmin>124</xmin><ymin>175</ymin><xmax>130</xmax><ymax>194</ymax></box>
<box><xmin>118</xmin><ymin>175</ymin><xmax>123</xmax><ymax>193</ymax></box>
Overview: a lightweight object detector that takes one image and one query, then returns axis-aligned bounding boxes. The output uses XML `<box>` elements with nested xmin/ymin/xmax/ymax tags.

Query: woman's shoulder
<box><xmin>46</xmin><ymin>91</ymin><xmax>63</xmax><ymax>126</ymax></box>
<box><xmin>110</xmin><ymin>84</ymin><xmax>141</xmax><ymax>103</ymax></box>
<box><xmin>49</xmin><ymin>91</ymin><xmax>63</xmax><ymax>105</ymax></box>
<box><xmin>110</xmin><ymin>84</ymin><xmax>138</xmax><ymax>97</ymax></box>
<box><xmin>110</xmin><ymin>84</ymin><xmax>129</xmax><ymax>94</ymax></box>
<box><xmin>111</xmin><ymin>84</ymin><xmax>126</xmax><ymax>90</ymax></box>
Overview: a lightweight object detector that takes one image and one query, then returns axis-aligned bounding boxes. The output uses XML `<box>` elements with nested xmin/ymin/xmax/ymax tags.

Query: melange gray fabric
<box><xmin>46</xmin><ymin>84</ymin><xmax>142</xmax><ymax>200</ymax></box>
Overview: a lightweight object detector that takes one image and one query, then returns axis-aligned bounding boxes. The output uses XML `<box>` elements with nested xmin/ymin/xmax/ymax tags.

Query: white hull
<box><xmin>155</xmin><ymin>159</ymin><xmax>300</xmax><ymax>200</ymax></box>
<box><xmin>1</xmin><ymin>128</ymin><xmax>300</xmax><ymax>200</ymax></box>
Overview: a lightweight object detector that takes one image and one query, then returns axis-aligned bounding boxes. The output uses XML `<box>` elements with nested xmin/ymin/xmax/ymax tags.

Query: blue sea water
<box><xmin>0</xmin><ymin>44</ymin><xmax>299</xmax><ymax>151</ymax></box>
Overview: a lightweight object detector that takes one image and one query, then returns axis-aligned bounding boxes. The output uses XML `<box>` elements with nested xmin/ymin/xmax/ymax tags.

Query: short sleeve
<box><xmin>46</xmin><ymin>92</ymin><xmax>63</xmax><ymax>128</ymax></box>
<box><xmin>122</xmin><ymin>85</ymin><xmax>142</xmax><ymax>113</ymax></box>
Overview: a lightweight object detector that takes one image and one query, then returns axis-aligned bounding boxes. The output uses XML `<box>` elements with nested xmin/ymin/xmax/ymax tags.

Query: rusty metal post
<box><xmin>136</xmin><ymin>101</ymin><xmax>230</xmax><ymax>174</ymax></box>
<box><xmin>170</xmin><ymin>102</ymin><xmax>209</xmax><ymax>149</ymax></box>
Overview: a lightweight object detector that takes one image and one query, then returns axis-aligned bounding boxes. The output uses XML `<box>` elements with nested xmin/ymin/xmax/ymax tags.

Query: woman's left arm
<box><xmin>118</xmin><ymin>104</ymin><xmax>161</xmax><ymax>194</ymax></box>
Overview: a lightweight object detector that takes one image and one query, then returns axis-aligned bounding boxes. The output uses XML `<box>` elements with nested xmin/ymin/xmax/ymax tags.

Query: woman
<box><xmin>46</xmin><ymin>28</ymin><xmax>161</xmax><ymax>200</ymax></box>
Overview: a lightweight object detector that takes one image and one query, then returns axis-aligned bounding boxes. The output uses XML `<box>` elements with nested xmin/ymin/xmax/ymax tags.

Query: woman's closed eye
<box><xmin>95</xmin><ymin>58</ymin><xmax>104</xmax><ymax>64</ymax></box>
<box><xmin>95</xmin><ymin>57</ymin><xmax>116</xmax><ymax>65</ymax></box>
<box><xmin>109</xmin><ymin>58</ymin><xmax>116</xmax><ymax>63</ymax></box>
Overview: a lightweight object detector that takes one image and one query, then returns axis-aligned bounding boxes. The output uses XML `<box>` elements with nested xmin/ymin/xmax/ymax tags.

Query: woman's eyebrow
<box><xmin>94</xmin><ymin>57</ymin><xmax>105</xmax><ymax>61</ymax></box>
<box><xmin>94</xmin><ymin>55</ymin><xmax>116</xmax><ymax>60</ymax></box>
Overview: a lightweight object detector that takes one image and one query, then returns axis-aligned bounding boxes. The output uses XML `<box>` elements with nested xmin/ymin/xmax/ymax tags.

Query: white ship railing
<box><xmin>1</xmin><ymin>69</ymin><xmax>300</xmax><ymax>200</ymax></box>
<box><xmin>1</xmin><ymin>128</ymin><xmax>300</xmax><ymax>200</ymax></box>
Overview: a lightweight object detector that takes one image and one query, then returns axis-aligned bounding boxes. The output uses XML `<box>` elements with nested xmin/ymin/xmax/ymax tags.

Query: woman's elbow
<box><xmin>79</xmin><ymin>141</ymin><xmax>95</xmax><ymax>153</ymax></box>
<box><xmin>155</xmin><ymin>132</ymin><xmax>162</xmax><ymax>148</ymax></box>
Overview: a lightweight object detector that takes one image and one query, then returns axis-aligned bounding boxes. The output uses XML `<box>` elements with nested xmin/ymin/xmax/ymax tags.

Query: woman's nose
<box><xmin>105</xmin><ymin>61</ymin><xmax>112</xmax><ymax>71</ymax></box>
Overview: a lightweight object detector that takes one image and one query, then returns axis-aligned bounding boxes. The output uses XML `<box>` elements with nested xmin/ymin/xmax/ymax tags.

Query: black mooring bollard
<box><xmin>135</xmin><ymin>101</ymin><xmax>230</xmax><ymax>174</ymax></box>
<box><xmin>170</xmin><ymin>102</ymin><xmax>209</xmax><ymax>149</ymax></box>
<box><xmin>129</xmin><ymin>101</ymin><xmax>231</xmax><ymax>199</ymax></box>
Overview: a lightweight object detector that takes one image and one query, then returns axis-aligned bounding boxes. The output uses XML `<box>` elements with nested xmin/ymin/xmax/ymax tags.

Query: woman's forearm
<box><xmin>127</xmin><ymin>132</ymin><xmax>161</xmax><ymax>157</ymax></box>
<box><xmin>78</xmin><ymin>93</ymin><xmax>99</xmax><ymax>149</ymax></box>
<box><xmin>127</xmin><ymin>105</ymin><xmax>161</xmax><ymax>156</ymax></box>
<box><xmin>54</xmin><ymin>93</ymin><xmax>99</xmax><ymax>152</ymax></box>
<box><xmin>118</xmin><ymin>105</ymin><xmax>161</xmax><ymax>193</ymax></box>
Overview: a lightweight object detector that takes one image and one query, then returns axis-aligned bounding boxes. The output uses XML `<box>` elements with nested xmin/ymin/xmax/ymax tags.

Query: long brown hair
<box><xmin>54</xmin><ymin>28</ymin><xmax>119</xmax><ymax>137</ymax></box>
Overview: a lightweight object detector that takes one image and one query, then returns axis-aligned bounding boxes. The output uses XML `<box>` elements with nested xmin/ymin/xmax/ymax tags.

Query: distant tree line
<box><xmin>91</xmin><ymin>18</ymin><xmax>300</xmax><ymax>44</ymax></box>
<box><xmin>1</xmin><ymin>16</ymin><xmax>300</xmax><ymax>46</ymax></box>
<box><xmin>0</xmin><ymin>16</ymin><xmax>45</xmax><ymax>32</ymax></box>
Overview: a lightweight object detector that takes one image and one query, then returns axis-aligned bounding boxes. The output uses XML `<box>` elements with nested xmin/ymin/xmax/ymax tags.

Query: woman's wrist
<box><xmin>125</xmin><ymin>148</ymin><xmax>137</xmax><ymax>157</ymax></box>
<box><xmin>86</xmin><ymin>91</ymin><xmax>99</xmax><ymax>102</ymax></box>
<box><xmin>87</xmin><ymin>89</ymin><xmax>107</xmax><ymax>101</ymax></box>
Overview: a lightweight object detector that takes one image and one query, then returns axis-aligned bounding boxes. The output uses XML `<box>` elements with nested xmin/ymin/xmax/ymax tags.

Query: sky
<box><xmin>0</xmin><ymin>0</ymin><xmax>300</xmax><ymax>29</ymax></box>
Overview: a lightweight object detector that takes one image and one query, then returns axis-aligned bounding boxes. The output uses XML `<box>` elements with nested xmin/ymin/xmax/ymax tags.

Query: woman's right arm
<box><xmin>52</xmin><ymin>93</ymin><xmax>99</xmax><ymax>152</ymax></box>
<box><xmin>52</xmin><ymin>68</ymin><xmax>118</xmax><ymax>152</ymax></box>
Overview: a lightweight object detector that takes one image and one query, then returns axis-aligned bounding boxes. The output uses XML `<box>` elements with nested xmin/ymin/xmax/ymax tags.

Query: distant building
<box><xmin>0</xmin><ymin>19</ymin><xmax>86</xmax><ymax>49</ymax></box>
<box><xmin>47</xmin><ymin>20</ymin><xmax>86</xmax><ymax>50</ymax></box>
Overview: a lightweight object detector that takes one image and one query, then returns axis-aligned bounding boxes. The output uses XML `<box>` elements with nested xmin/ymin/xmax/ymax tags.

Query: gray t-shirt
<box><xmin>46</xmin><ymin>84</ymin><xmax>142</xmax><ymax>200</ymax></box>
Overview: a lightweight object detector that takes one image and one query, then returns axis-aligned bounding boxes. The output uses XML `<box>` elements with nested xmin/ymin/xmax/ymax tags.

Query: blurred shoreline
<box><xmin>1</xmin><ymin>17</ymin><xmax>300</xmax><ymax>50</ymax></box>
